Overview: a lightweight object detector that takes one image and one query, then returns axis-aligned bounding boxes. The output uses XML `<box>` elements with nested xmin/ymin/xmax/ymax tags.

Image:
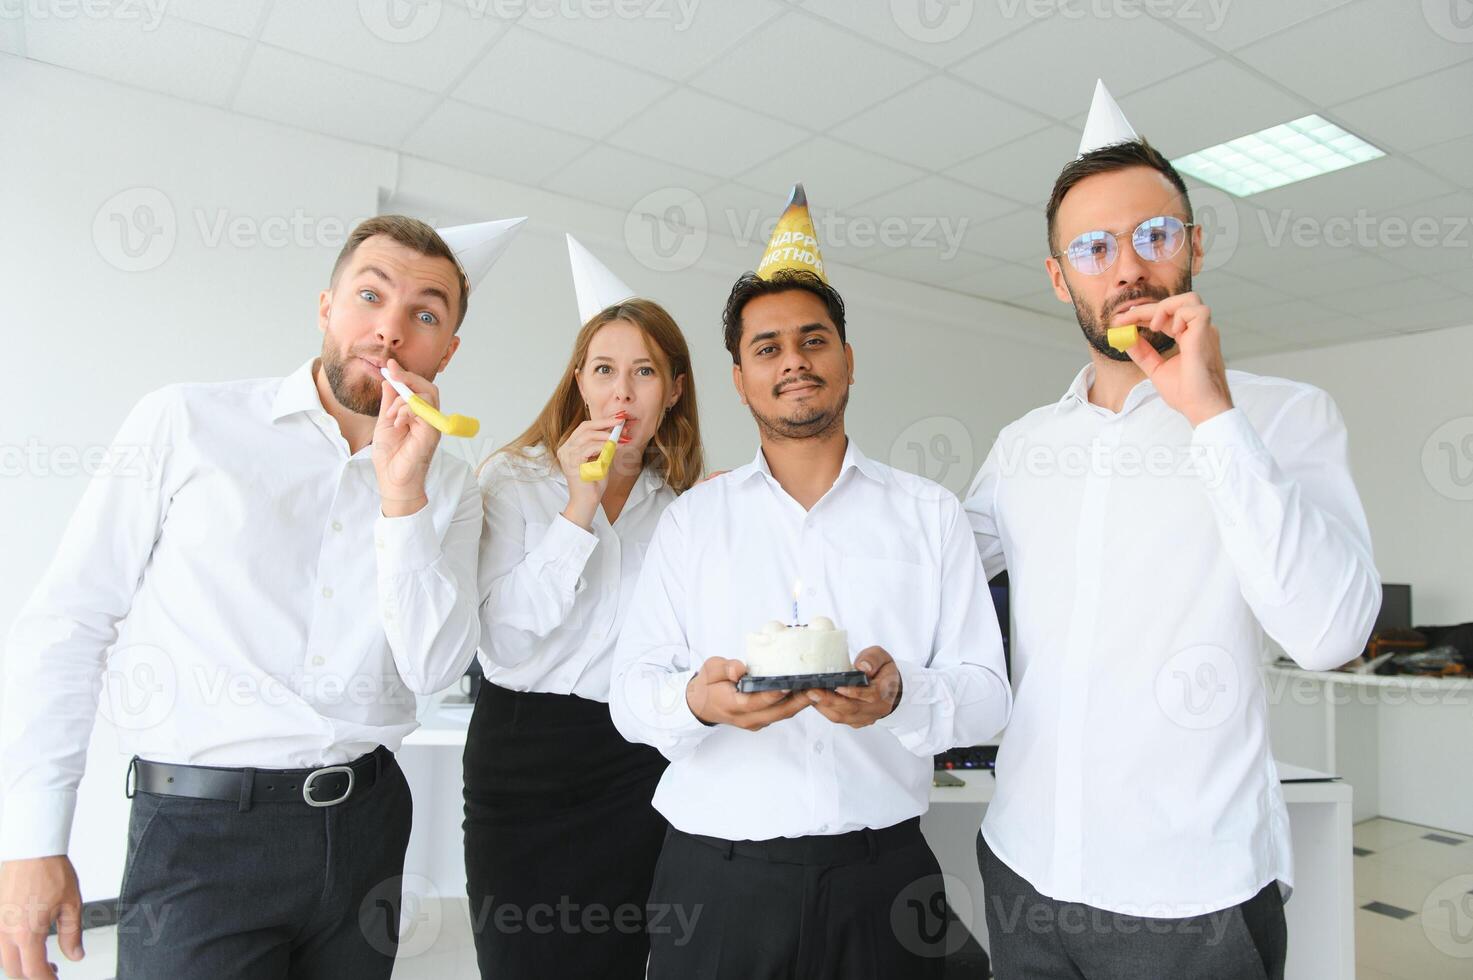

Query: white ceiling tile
<box><xmin>694</xmin><ymin>181</ymin><xmax>790</xmax><ymax>243</ymax></box>
<box><xmin>454</xmin><ymin>27</ymin><xmax>672</xmax><ymax>137</ymax></box>
<box><xmin>1221</xmin><ymin>327</ymin><xmax>1295</xmax><ymax>358</ymax></box>
<box><xmin>1241</xmin><ymin>298</ymin><xmax>1339</xmax><ymax>337</ymax></box>
<box><xmin>950</xmin><ymin>14</ymin><xmax>1214</xmax><ymax>120</ymax></box>
<box><xmin>1331</xmin><ymin>60</ymin><xmax>1473</xmax><ymax>155</ymax></box>
<box><xmin>1199</xmin><ymin>271</ymin><xmax>1294</xmax><ymax>315</ymax></box>
<box><xmin>848</xmin><ymin>175</ymin><xmax>1017</xmax><ymax>264</ymax></box>
<box><xmin>1237</xmin><ymin>2</ymin><xmax>1473</xmax><ymax>105</ymax></box>
<box><xmin>1096</xmin><ymin>60</ymin><xmax>1312</xmax><ymax>158</ymax></box>
<box><xmin>1160</xmin><ymin>0</ymin><xmax>1354</xmax><ymax>52</ymax></box>
<box><xmin>856</xmin><ymin>246</ymin><xmax>992</xmax><ymax>288</ymax></box>
<box><xmin>518</xmin><ymin>0</ymin><xmax>787</xmax><ymax>80</ymax></box>
<box><xmin>605</xmin><ymin>88</ymin><xmax>808</xmax><ymax>179</ymax></box>
<box><xmin>1411</xmin><ymin>135</ymin><xmax>1473</xmax><ymax>191</ymax></box>
<box><xmin>23</xmin><ymin>12</ymin><xmax>250</xmax><ymax>105</ymax></box>
<box><xmin>951</xmin><ymin>260</ymin><xmax>1054</xmax><ymax>302</ymax></box>
<box><xmin>1249</xmin><ymin>156</ymin><xmax>1456</xmax><ymax>225</ymax></box>
<box><xmin>1013</xmin><ymin>288</ymin><xmax>1072</xmax><ymax>317</ymax></box>
<box><xmin>1392</xmin><ymin>297</ymin><xmax>1473</xmax><ymax>332</ymax></box>
<box><xmin>261</xmin><ymin>0</ymin><xmax>506</xmax><ymax>93</ymax></box>
<box><xmin>736</xmin><ymin>137</ymin><xmax>924</xmax><ymax>213</ymax></box>
<box><xmin>690</xmin><ymin>15</ymin><xmax>930</xmax><ymax>131</ymax></box>
<box><xmin>797</xmin><ymin>0</ymin><xmax>1044</xmax><ymax>67</ymax></box>
<box><xmin>1372</xmin><ymin>193</ymin><xmax>1473</xmax><ymax>274</ymax></box>
<box><xmin>234</xmin><ymin>45</ymin><xmax>439</xmax><ymax>149</ymax></box>
<box><xmin>1272</xmin><ymin>250</ymin><xmax>1421</xmax><ymax>299</ymax></box>
<box><xmin>541</xmin><ymin>144</ymin><xmax>719</xmax><ymax>210</ymax></box>
<box><xmin>403</xmin><ymin>99</ymin><xmax>593</xmax><ymax>185</ymax></box>
<box><xmin>946</xmin><ymin>125</ymin><xmax>1076</xmax><ymax>208</ymax></box>
<box><xmin>1213</xmin><ymin>240</ymin><xmax>1343</xmax><ymax>282</ymax></box>
<box><xmin>1432</xmin><ymin>268</ymin><xmax>1473</xmax><ymax>296</ymax></box>
<box><xmin>1322</xmin><ymin>276</ymin><xmax>1462</xmax><ymax>316</ymax></box>
<box><xmin>167</xmin><ymin>0</ymin><xmax>269</xmax><ymax>36</ymax></box>
<box><xmin>1260</xmin><ymin>315</ymin><xmax>1387</xmax><ymax>348</ymax></box>
<box><xmin>830</xmin><ymin>75</ymin><xmax>1049</xmax><ymax>170</ymax></box>
<box><xmin>954</xmin><ymin>206</ymin><xmax>1047</xmax><ymax>263</ymax></box>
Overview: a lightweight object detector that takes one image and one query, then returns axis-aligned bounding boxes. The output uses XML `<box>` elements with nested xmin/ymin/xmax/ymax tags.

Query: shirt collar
<box><xmin>271</xmin><ymin>357</ymin><xmax>325</xmax><ymax>423</ymax></box>
<box><xmin>1055</xmin><ymin>362</ymin><xmax>1162</xmax><ymax>416</ymax></box>
<box><xmin>732</xmin><ymin>437</ymin><xmax>886</xmax><ymax>488</ymax></box>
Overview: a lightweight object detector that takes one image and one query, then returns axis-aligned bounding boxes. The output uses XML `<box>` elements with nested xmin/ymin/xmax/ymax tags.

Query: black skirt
<box><xmin>463</xmin><ymin>681</ymin><xmax>669</xmax><ymax>979</ymax></box>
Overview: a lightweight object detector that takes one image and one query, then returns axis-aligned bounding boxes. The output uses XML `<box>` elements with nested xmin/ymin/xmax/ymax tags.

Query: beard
<box><xmin>320</xmin><ymin>337</ymin><xmax>383</xmax><ymax>417</ymax></box>
<box><xmin>1073</xmin><ymin>266</ymin><xmax>1193</xmax><ymax>362</ymax></box>
<box><xmin>747</xmin><ymin>374</ymin><xmax>848</xmax><ymax>441</ymax></box>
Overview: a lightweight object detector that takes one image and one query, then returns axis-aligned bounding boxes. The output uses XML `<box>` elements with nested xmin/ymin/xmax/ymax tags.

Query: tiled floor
<box><xmin>1351</xmin><ymin>817</ymin><xmax>1473</xmax><ymax>980</ymax></box>
<box><xmin>52</xmin><ymin>816</ymin><xmax>1473</xmax><ymax>978</ymax></box>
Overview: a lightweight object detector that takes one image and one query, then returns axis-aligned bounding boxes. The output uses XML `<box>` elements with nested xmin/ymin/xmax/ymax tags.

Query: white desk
<box><xmin>1264</xmin><ymin>662</ymin><xmax>1473</xmax><ymax>834</ymax></box>
<box><xmin>400</xmin><ymin>696</ymin><xmax>1354</xmax><ymax>980</ymax></box>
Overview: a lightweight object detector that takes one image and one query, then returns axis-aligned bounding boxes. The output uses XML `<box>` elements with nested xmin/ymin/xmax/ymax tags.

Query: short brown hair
<box><xmin>1045</xmin><ymin>138</ymin><xmax>1193</xmax><ymax>255</ymax></box>
<box><xmin>721</xmin><ymin>269</ymin><xmax>847</xmax><ymax>365</ymax></box>
<box><xmin>330</xmin><ymin>215</ymin><xmax>470</xmax><ymax>331</ymax></box>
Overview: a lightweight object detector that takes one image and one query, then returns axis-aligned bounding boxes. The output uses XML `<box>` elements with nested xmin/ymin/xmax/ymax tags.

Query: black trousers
<box><xmin>978</xmin><ymin>832</ymin><xmax>1287</xmax><ymax>980</ymax></box>
<box><xmin>646</xmin><ymin>816</ymin><xmax>949</xmax><ymax>980</ymax></box>
<box><xmin>115</xmin><ymin>746</ymin><xmax>412</xmax><ymax>980</ymax></box>
<box><xmin>462</xmin><ymin>682</ymin><xmax>669</xmax><ymax>979</ymax></box>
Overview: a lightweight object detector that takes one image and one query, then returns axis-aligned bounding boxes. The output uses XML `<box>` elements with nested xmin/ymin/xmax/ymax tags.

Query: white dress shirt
<box><xmin>477</xmin><ymin>447</ymin><xmax>674</xmax><ymax>701</ymax></box>
<box><xmin>965</xmin><ymin>365</ymin><xmax>1380</xmax><ymax>917</ymax></box>
<box><xmin>610</xmin><ymin>438</ymin><xmax>1011</xmax><ymax>841</ymax></box>
<box><xmin>0</xmin><ymin>358</ymin><xmax>481</xmax><ymax>860</ymax></box>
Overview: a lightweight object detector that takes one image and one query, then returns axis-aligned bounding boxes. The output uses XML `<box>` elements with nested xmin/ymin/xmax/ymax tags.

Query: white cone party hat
<box><xmin>1077</xmin><ymin>79</ymin><xmax>1139</xmax><ymax>157</ymax></box>
<box><xmin>437</xmin><ymin>217</ymin><xmax>527</xmax><ymax>288</ymax></box>
<box><xmin>566</xmin><ymin>234</ymin><xmax>637</xmax><ymax>325</ymax></box>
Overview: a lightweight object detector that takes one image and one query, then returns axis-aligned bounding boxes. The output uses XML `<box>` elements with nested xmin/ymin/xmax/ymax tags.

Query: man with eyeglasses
<box><xmin>962</xmin><ymin>83</ymin><xmax>1380</xmax><ymax>979</ymax></box>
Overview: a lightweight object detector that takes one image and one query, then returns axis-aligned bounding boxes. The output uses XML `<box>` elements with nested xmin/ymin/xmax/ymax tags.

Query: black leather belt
<box><xmin>126</xmin><ymin>746</ymin><xmax>388</xmax><ymax>810</ymax></box>
<box><xmin>676</xmin><ymin>816</ymin><xmax>924</xmax><ymax>866</ymax></box>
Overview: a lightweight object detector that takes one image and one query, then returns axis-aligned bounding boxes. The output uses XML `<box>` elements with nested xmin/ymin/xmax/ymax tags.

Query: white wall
<box><xmin>1236</xmin><ymin>324</ymin><xmax>1473</xmax><ymax>626</ymax></box>
<box><xmin>0</xmin><ymin>56</ymin><xmax>1085</xmax><ymax>899</ymax></box>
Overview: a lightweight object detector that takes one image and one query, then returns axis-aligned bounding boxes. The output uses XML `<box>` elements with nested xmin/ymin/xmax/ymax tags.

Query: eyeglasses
<box><xmin>1053</xmin><ymin>215</ymin><xmax>1193</xmax><ymax>276</ymax></box>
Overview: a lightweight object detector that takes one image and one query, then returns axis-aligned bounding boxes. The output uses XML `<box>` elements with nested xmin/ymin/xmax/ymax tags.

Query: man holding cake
<box><xmin>963</xmin><ymin>82</ymin><xmax>1380</xmax><ymax>979</ymax></box>
<box><xmin>610</xmin><ymin>184</ymin><xmax>1012</xmax><ymax>979</ymax></box>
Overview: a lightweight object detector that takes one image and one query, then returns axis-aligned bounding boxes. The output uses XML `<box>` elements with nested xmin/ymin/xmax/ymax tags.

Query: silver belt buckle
<box><xmin>303</xmin><ymin>765</ymin><xmax>355</xmax><ymax>807</ymax></box>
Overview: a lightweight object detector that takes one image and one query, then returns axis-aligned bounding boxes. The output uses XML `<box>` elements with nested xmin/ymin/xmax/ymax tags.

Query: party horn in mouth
<box><xmin>1107</xmin><ymin>325</ymin><xmax>1139</xmax><ymax>352</ymax></box>
<box><xmin>379</xmin><ymin>367</ymin><xmax>480</xmax><ymax>438</ymax></box>
<box><xmin>579</xmin><ymin>417</ymin><xmax>626</xmax><ymax>482</ymax></box>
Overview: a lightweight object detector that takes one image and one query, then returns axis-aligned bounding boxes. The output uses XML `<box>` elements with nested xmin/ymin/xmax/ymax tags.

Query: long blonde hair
<box><xmin>483</xmin><ymin>298</ymin><xmax>704</xmax><ymax>493</ymax></box>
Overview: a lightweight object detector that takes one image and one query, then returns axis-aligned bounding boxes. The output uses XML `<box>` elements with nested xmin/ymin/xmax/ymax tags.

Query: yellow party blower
<box><xmin>379</xmin><ymin>367</ymin><xmax>480</xmax><ymax>438</ymax></box>
<box><xmin>579</xmin><ymin>418</ymin><xmax>625</xmax><ymax>482</ymax></box>
<box><xmin>1107</xmin><ymin>325</ymin><xmax>1138</xmax><ymax>352</ymax></box>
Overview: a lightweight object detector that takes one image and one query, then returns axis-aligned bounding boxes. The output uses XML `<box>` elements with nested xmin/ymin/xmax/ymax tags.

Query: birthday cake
<box><xmin>744</xmin><ymin>617</ymin><xmax>852</xmax><ymax>677</ymax></box>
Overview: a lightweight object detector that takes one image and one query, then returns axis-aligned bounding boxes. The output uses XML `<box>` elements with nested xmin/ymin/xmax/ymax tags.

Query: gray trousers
<box><xmin>978</xmin><ymin>832</ymin><xmax>1286</xmax><ymax>980</ymax></box>
<box><xmin>115</xmin><ymin>748</ymin><xmax>413</xmax><ymax>980</ymax></box>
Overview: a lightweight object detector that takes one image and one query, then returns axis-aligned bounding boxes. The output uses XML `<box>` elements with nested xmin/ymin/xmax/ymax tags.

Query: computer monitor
<box><xmin>1375</xmin><ymin>583</ymin><xmax>1412</xmax><ymax>633</ymax></box>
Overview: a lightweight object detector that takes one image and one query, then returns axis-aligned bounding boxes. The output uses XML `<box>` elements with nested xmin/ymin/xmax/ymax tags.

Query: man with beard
<box><xmin>963</xmin><ymin>81</ymin><xmax>1380</xmax><ymax>979</ymax></box>
<box><xmin>0</xmin><ymin>214</ymin><xmax>519</xmax><ymax>979</ymax></box>
<box><xmin>610</xmin><ymin>185</ymin><xmax>1011</xmax><ymax>979</ymax></box>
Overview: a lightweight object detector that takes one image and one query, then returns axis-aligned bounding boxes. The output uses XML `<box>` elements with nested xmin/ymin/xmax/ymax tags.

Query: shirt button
<box><xmin>332</xmin><ymin>521</ymin><xmax>343</xmax><ymax>532</ymax></box>
<box><xmin>312</xmin><ymin>656</ymin><xmax>325</xmax><ymax>666</ymax></box>
<box><xmin>321</xmin><ymin>586</ymin><xmax>333</xmax><ymax>599</ymax></box>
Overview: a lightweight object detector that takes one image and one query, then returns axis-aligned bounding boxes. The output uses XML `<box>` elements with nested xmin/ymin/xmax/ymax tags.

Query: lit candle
<box><xmin>792</xmin><ymin>579</ymin><xmax>801</xmax><ymax>626</ymax></box>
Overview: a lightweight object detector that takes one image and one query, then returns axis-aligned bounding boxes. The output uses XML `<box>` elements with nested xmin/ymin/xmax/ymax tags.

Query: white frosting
<box><xmin>744</xmin><ymin>616</ymin><xmax>851</xmax><ymax>677</ymax></box>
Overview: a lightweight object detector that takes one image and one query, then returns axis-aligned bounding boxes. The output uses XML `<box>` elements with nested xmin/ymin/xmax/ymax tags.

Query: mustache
<box><xmin>772</xmin><ymin>375</ymin><xmax>826</xmax><ymax>398</ymax></box>
<box><xmin>1101</xmin><ymin>285</ymin><xmax>1171</xmax><ymax>324</ymax></box>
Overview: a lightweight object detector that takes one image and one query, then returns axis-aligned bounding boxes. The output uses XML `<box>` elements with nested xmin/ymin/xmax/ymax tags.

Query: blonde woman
<box><xmin>466</xmin><ymin>295</ymin><xmax>703</xmax><ymax>978</ymax></box>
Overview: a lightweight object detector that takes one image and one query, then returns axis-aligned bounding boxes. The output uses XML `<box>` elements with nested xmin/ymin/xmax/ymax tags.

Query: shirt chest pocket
<box><xmin>522</xmin><ymin>521</ymin><xmax>588</xmax><ymax>632</ymax></box>
<box><xmin>837</xmin><ymin>554</ymin><xmax>935</xmax><ymax>666</ymax></box>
